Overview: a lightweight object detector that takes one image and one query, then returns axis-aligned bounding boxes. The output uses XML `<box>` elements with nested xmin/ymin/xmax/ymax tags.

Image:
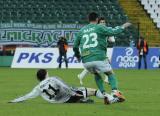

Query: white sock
<box><xmin>96</xmin><ymin>90</ymin><xmax>114</xmax><ymax>100</ymax></box>
<box><xmin>103</xmin><ymin>92</ymin><xmax>114</xmax><ymax>101</ymax></box>
<box><xmin>104</xmin><ymin>75</ymin><xmax>109</xmax><ymax>83</ymax></box>
<box><xmin>96</xmin><ymin>90</ymin><xmax>119</xmax><ymax>103</ymax></box>
<box><xmin>96</xmin><ymin>90</ymin><xmax>104</xmax><ymax>99</ymax></box>
<box><xmin>78</xmin><ymin>69</ymin><xmax>88</xmax><ymax>79</ymax></box>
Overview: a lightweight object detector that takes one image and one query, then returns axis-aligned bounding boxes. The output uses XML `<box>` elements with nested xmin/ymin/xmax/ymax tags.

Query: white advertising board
<box><xmin>12</xmin><ymin>48</ymin><xmax>113</xmax><ymax>68</ymax></box>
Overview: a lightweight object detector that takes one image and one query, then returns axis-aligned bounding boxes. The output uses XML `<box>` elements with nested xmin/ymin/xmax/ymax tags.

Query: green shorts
<box><xmin>83</xmin><ymin>60</ymin><xmax>112</xmax><ymax>73</ymax></box>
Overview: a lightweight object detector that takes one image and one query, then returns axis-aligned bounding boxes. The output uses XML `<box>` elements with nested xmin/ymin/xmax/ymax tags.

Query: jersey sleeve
<box><xmin>100</xmin><ymin>25</ymin><xmax>124</xmax><ymax>36</ymax></box>
<box><xmin>10</xmin><ymin>86</ymin><xmax>41</xmax><ymax>103</ymax></box>
<box><xmin>73</xmin><ymin>32</ymin><xmax>81</xmax><ymax>59</ymax></box>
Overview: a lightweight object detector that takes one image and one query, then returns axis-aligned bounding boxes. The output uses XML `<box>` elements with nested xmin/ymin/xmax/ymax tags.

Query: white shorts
<box><xmin>83</xmin><ymin>60</ymin><xmax>112</xmax><ymax>73</ymax></box>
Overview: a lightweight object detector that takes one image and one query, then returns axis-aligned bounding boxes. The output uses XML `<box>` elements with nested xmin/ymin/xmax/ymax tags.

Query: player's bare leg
<box><xmin>104</xmin><ymin>71</ymin><xmax>125</xmax><ymax>102</ymax></box>
<box><xmin>77</xmin><ymin>69</ymin><xmax>89</xmax><ymax>85</ymax></box>
<box><xmin>104</xmin><ymin>75</ymin><xmax>109</xmax><ymax>84</ymax></box>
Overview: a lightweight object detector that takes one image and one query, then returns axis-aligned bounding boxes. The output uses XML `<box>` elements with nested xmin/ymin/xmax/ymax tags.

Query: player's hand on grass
<box><xmin>8</xmin><ymin>101</ymin><xmax>16</xmax><ymax>103</ymax></box>
<box><xmin>8</xmin><ymin>100</ymin><xmax>23</xmax><ymax>103</ymax></box>
<box><xmin>8</xmin><ymin>102</ymin><xmax>14</xmax><ymax>103</ymax></box>
<box><xmin>121</xmin><ymin>22</ymin><xmax>132</xmax><ymax>29</ymax></box>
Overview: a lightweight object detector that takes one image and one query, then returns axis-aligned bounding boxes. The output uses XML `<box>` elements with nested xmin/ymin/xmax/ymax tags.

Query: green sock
<box><xmin>94</xmin><ymin>74</ymin><xmax>105</xmax><ymax>93</ymax></box>
<box><xmin>108</xmin><ymin>74</ymin><xmax>118</xmax><ymax>90</ymax></box>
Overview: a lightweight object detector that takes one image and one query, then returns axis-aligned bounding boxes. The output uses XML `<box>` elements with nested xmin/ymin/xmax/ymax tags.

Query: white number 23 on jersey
<box><xmin>82</xmin><ymin>33</ymin><xmax>98</xmax><ymax>49</ymax></box>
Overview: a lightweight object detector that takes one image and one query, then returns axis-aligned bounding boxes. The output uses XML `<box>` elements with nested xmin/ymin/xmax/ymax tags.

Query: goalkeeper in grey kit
<box><xmin>9</xmin><ymin>69</ymin><xmax>122</xmax><ymax>104</ymax></box>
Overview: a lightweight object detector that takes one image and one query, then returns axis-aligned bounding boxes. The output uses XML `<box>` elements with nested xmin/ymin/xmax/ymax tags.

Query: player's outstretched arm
<box><xmin>121</xmin><ymin>22</ymin><xmax>132</xmax><ymax>29</ymax></box>
<box><xmin>100</xmin><ymin>22</ymin><xmax>132</xmax><ymax>36</ymax></box>
<box><xmin>9</xmin><ymin>86</ymin><xmax>40</xmax><ymax>103</ymax></box>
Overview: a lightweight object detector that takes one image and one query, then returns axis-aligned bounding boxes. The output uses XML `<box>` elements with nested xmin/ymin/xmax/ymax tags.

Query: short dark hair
<box><xmin>36</xmin><ymin>69</ymin><xmax>47</xmax><ymax>81</ymax></box>
<box><xmin>88</xmin><ymin>12</ymin><xmax>99</xmax><ymax>22</ymax></box>
<box><xmin>140</xmin><ymin>36</ymin><xmax>144</xmax><ymax>40</ymax></box>
<box><xmin>98</xmin><ymin>17</ymin><xmax>105</xmax><ymax>24</ymax></box>
<box><xmin>59</xmin><ymin>36</ymin><xmax>65</xmax><ymax>40</ymax></box>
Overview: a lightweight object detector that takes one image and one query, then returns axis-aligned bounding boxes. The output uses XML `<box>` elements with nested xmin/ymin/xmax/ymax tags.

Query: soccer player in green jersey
<box><xmin>77</xmin><ymin>17</ymin><xmax>115</xmax><ymax>85</ymax></box>
<box><xmin>73</xmin><ymin>12</ymin><xmax>131</xmax><ymax>104</ymax></box>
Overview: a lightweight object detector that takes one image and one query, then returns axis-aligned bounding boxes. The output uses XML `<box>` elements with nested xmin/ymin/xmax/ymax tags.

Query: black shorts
<box><xmin>66</xmin><ymin>95</ymin><xmax>84</xmax><ymax>103</ymax></box>
<box><xmin>66</xmin><ymin>87</ymin><xmax>85</xmax><ymax>103</ymax></box>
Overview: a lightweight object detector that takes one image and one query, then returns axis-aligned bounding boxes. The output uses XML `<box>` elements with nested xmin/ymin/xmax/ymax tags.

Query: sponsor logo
<box><xmin>150</xmin><ymin>56</ymin><xmax>160</xmax><ymax>68</ymax></box>
<box><xmin>57</xmin><ymin>55</ymin><xmax>80</xmax><ymax>63</ymax></box>
<box><xmin>12</xmin><ymin>48</ymin><xmax>84</xmax><ymax>68</ymax></box>
<box><xmin>116</xmin><ymin>47</ymin><xmax>138</xmax><ymax>68</ymax></box>
<box><xmin>17</xmin><ymin>53</ymin><xmax>80</xmax><ymax>64</ymax></box>
<box><xmin>0</xmin><ymin>29</ymin><xmax>79</xmax><ymax>47</ymax></box>
<box><xmin>17</xmin><ymin>52</ymin><xmax>54</xmax><ymax>63</ymax></box>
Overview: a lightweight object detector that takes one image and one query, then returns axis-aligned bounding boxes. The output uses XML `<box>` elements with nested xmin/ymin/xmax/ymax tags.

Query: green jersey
<box><xmin>73</xmin><ymin>23</ymin><xmax>124</xmax><ymax>63</ymax></box>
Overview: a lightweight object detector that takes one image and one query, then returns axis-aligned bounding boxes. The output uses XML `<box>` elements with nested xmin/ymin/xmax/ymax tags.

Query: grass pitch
<box><xmin>0</xmin><ymin>68</ymin><xmax>160</xmax><ymax>116</ymax></box>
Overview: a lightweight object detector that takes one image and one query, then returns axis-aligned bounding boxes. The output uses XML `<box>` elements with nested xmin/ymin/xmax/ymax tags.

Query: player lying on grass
<box><xmin>9</xmin><ymin>69</ymin><xmax>124</xmax><ymax>104</ymax></box>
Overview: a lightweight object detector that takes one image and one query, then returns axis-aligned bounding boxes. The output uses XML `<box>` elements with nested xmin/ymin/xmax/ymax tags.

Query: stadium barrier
<box><xmin>11</xmin><ymin>48</ymin><xmax>113</xmax><ymax>68</ymax></box>
<box><xmin>11</xmin><ymin>47</ymin><xmax>160</xmax><ymax>69</ymax></box>
<box><xmin>0</xmin><ymin>56</ymin><xmax>13</xmax><ymax>66</ymax></box>
<box><xmin>0</xmin><ymin>24</ymin><xmax>84</xmax><ymax>47</ymax></box>
<box><xmin>111</xmin><ymin>47</ymin><xmax>160</xmax><ymax>69</ymax></box>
